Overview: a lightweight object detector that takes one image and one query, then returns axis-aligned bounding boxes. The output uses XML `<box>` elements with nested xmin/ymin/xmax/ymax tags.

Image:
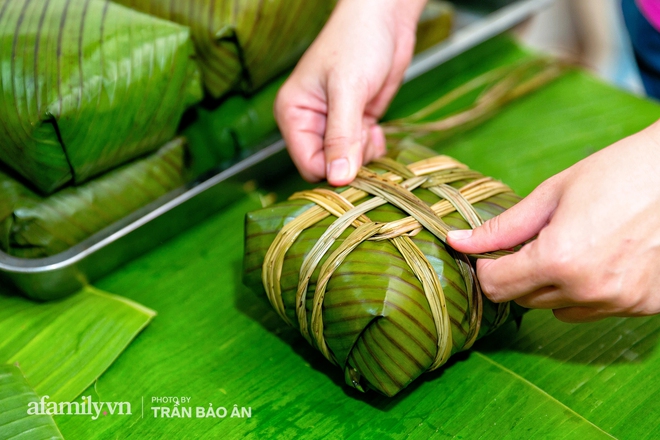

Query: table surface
<box><xmin>48</xmin><ymin>36</ymin><xmax>660</xmax><ymax>439</ymax></box>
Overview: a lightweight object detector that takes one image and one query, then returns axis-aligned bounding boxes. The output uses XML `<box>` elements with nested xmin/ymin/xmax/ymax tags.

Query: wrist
<box><xmin>335</xmin><ymin>0</ymin><xmax>426</xmax><ymax>33</ymax></box>
<box><xmin>390</xmin><ymin>0</ymin><xmax>428</xmax><ymax>30</ymax></box>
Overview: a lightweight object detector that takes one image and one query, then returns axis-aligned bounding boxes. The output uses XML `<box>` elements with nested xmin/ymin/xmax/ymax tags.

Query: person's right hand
<box><xmin>275</xmin><ymin>0</ymin><xmax>427</xmax><ymax>186</ymax></box>
<box><xmin>447</xmin><ymin>121</ymin><xmax>660</xmax><ymax>323</ymax></box>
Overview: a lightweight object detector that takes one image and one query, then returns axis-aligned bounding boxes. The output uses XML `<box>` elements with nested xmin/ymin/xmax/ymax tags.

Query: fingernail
<box><xmin>448</xmin><ymin>229</ymin><xmax>473</xmax><ymax>240</ymax></box>
<box><xmin>328</xmin><ymin>158</ymin><xmax>350</xmax><ymax>181</ymax></box>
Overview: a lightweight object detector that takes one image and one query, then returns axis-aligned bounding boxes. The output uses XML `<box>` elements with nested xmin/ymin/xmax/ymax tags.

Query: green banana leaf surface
<box><xmin>0</xmin><ymin>138</ymin><xmax>191</xmax><ymax>260</ymax></box>
<box><xmin>34</xmin><ymin>36</ymin><xmax>660</xmax><ymax>438</ymax></box>
<box><xmin>0</xmin><ymin>364</ymin><xmax>64</xmax><ymax>440</ymax></box>
<box><xmin>114</xmin><ymin>0</ymin><xmax>335</xmax><ymax>97</ymax></box>
<box><xmin>0</xmin><ymin>0</ymin><xmax>202</xmax><ymax>194</ymax></box>
<box><xmin>0</xmin><ymin>286</ymin><xmax>155</xmax><ymax>404</ymax></box>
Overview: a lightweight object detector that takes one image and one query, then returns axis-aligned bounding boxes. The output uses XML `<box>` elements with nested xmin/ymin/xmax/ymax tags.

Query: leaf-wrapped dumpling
<box><xmin>244</xmin><ymin>143</ymin><xmax>523</xmax><ymax>396</ymax></box>
<box><xmin>0</xmin><ymin>137</ymin><xmax>191</xmax><ymax>259</ymax></box>
<box><xmin>0</xmin><ymin>0</ymin><xmax>202</xmax><ymax>193</ymax></box>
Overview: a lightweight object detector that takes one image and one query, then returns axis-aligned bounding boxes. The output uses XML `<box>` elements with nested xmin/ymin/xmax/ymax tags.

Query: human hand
<box><xmin>447</xmin><ymin>121</ymin><xmax>660</xmax><ymax>322</ymax></box>
<box><xmin>274</xmin><ymin>0</ymin><xmax>427</xmax><ymax>186</ymax></box>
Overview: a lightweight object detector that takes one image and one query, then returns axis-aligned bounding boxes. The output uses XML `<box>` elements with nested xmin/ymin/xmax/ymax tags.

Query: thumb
<box><xmin>447</xmin><ymin>177</ymin><xmax>562</xmax><ymax>254</ymax></box>
<box><xmin>324</xmin><ymin>76</ymin><xmax>369</xmax><ymax>186</ymax></box>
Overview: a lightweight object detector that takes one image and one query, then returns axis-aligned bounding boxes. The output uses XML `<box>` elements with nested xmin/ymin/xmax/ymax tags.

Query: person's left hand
<box><xmin>274</xmin><ymin>0</ymin><xmax>425</xmax><ymax>186</ymax></box>
<box><xmin>447</xmin><ymin>120</ymin><xmax>660</xmax><ymax>322</ymax></box>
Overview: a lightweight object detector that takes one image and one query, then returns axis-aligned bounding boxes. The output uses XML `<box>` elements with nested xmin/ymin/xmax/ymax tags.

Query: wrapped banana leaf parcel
<box><xmin>0</xmin><ymin>0</ymin><xmax>202</xmax><ymax>194</ymax></box>
<box><xmin>114</xmin><ymin>0</ymin><xmax>336</xmax><ymax>97</ymax></box>
<box><xmin>243</xmin><ymin>142</ymin><xmax>530</xmax><ymax>397</ymax></box>
<box><xmin>0</xmin><ymin>138</ymin><xmax>191</xmax><ymax>259</ymax></box>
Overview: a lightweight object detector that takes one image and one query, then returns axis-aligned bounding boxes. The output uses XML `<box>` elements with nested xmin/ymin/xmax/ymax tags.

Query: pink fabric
<box><xmin>638</xmin><ymin>0</ymin><xmax>660</xmax><ymax>30</ymax></box>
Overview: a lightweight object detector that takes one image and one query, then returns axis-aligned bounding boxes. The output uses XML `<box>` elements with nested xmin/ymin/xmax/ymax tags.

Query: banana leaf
<box><xmin>50</xmin><ymin>36</ymin><xmax>660</xmax><ymax>439</ymax></box>
<box><xmin>0</xmin><ymin>286</ymin><xmax>156</xmax><ymax>403</ymax></box>
<box><xmin>114</xmin><ymin>0</ymin><xmax>336</xmax><ymax>98</ymax></box>
<box><xmin>243</xmin><ymin>142</ymin><xmax>526</xmax><ymax>397</ymax></box>
<box><xmin>0</xmin><ymin>0</ymin><xmax>202</xmax><ymax>194</ymax></box>
<box><xmin>0</xmin><ymin>137</ymin><xmax>190</xmax><ymax>259</ymax></box>
<box><xmin>0</xmin><ymin>364</ymin><xmax>64</xmax><ymax>440</ymax></box>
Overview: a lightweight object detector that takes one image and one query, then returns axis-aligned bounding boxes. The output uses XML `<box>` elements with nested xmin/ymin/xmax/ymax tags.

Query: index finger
<box><xmin>275</xmin><ymin>93</ymin><xmax>327</xmax><ymax>182</ymax></box>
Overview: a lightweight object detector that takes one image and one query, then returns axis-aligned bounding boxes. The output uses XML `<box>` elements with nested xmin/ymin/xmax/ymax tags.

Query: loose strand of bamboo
<box><xmin>382</xmin><ymin>58</ymin><xmax>567</xmax><ymax>139</ymax></box>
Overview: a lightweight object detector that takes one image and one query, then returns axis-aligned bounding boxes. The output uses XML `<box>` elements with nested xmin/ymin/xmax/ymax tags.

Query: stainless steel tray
<box><xmin>0</xmin><ymin>0</ymin><xmax>554</xmax><ymax>300</ymax></box>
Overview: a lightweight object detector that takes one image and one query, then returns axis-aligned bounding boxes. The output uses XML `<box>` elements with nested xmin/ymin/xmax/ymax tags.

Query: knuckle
<box><xmin>477</xmin><ymin>214</ymin><xmax>514</xmax><ymax>250</ymax></box>
<box><xmin>274</xmin><ymin>83</ymin><xmax>292</xmax><ymax>113</ymax></box>
<box><xmin>536</xmin><ymin>170</ymin><xmax>565</xmax><ymax>194</ymax></box>
<box><xmin>615</xmin><ymin>287</ymin><xmax>648</xmax><ymax>316</ymax></box>
<box><xmin>323</xmin><ymin>135</ymin><xmax>355</xmax><ymax>153</ymax></box>
<box><xmin>574</xmin><ymin>285</ymin><xmax>606</xmax><ymax>305</ymax></box>
<box><xmin>479</xmin><ymin>216</ymin><xmax>504</xmax><ymax>244</ymax></box>
<box><xmin>537</xmin><ymin>240</ymin><xmax>579</xmax><ymax>283</ymax></box>
<box><xmin>275</xmin><ymin>102</ymin><xmax>299</xmax><ymax>127</ymax></box>
<box><xmin>274</xmin><ymin>84</ymin><xmax>309</xmax><ymax>128</ymax></box>
<box><xmin>567</xmin><ymin>265</ymin><xmax>641</xmax><ymax>311</ymax></box>
<box><xmin>329</xmin><ymin>72</ymin><xmax>369</xmax><ymax>92</ymax></box>
<box><xmin>478</xmin><ymin>278</ymin><xmax>503</xmax><ymax>303</ymax></box>
<box><xmin>631</xmin><ymin>301</ymin><xmax>657</xmax><ymax>317</ymax></box>
<box><xmin>536</xmin><ymin>174</ymin><xmax>559</xmax><ymax>192</ymax></box>
<box><xmin>273</xmin><ymin>100</ymin><xmax>290</xmax><ymax>124</ymax></box>
<box><xmin>622</xmin><ymin>300</ymin><xmax>642</xmax><ymax>316</ymax></box>
<box><xmin>547</xmin><ymin>257</ymin><xmax>578</xmax><ymax>284</ymax></box>
<box><xmin>475</xmin><ymin>260</ymin><xmax>503</xmax><ymax>302</ymax></box>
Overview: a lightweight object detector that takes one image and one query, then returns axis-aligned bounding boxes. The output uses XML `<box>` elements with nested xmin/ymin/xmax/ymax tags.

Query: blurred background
<box><xmin>516</xmin><ymin>0</ymin><xmax>644</xmax><ymax>94</ymax></box>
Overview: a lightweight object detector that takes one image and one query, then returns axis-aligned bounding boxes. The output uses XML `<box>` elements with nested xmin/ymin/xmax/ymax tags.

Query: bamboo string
<box><xmin>382</xmin><ymin>58</ymin><xmax>566</xmax><ymax>138</ymax></box>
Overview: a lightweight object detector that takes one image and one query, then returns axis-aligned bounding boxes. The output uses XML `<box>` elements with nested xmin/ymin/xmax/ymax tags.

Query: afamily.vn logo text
<box><xmin>27</xmin><ymin>395</ymin><xmax>131</xmax><ymax>420</ymax></box>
